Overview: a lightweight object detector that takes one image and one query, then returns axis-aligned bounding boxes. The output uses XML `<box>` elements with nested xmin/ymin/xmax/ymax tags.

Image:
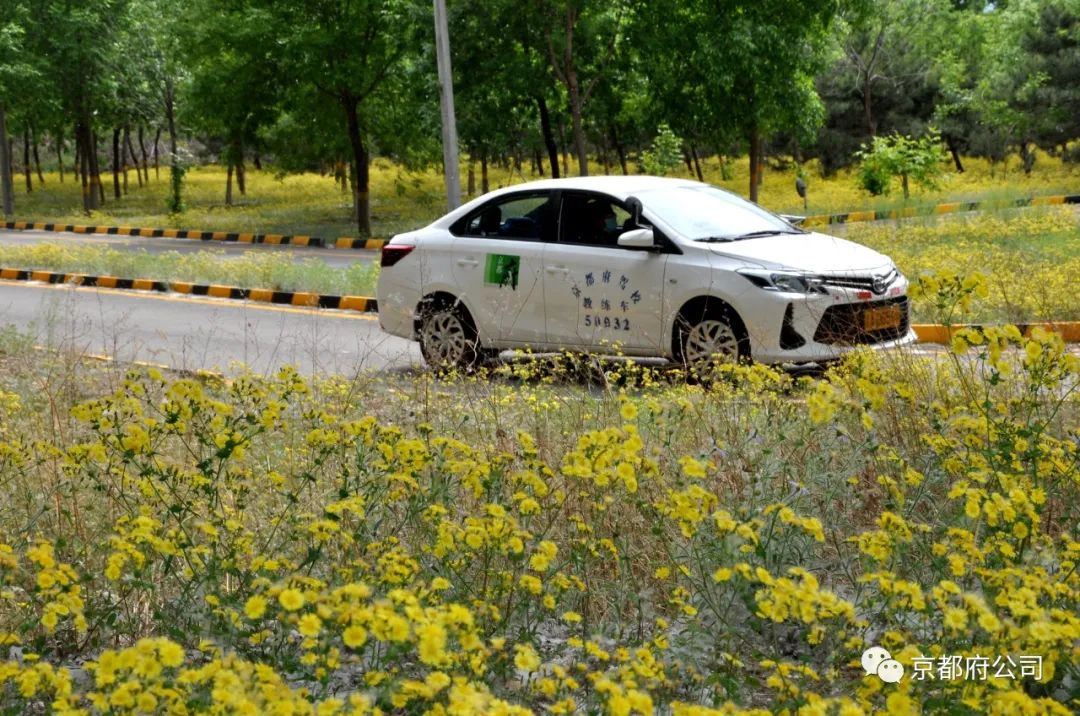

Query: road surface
<box><xmin>0</xmin><ymin>280</ymin><xmax>419</xmax><ymax>376</ymax></box>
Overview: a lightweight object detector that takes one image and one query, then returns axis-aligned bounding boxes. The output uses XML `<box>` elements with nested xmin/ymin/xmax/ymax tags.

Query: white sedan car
<box><xmin>376</xmin><ymin>176</ymin><xmax>916</xmax><ymax>368</ymax></box>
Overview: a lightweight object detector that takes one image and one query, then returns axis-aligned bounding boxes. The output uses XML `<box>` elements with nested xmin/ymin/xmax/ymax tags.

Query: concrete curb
<box><xmin>802</xmin><ymin>194</ymin><xmax>1080</xmax><ymax>228</ymax></box>
<box><xmin>1</xmin><ymin>221</ymin><xmax>388</xmax><ymax>251</ymax></box>
<box><xmin>913</xmin><ymin>323</ymin><xmax>1080</xmax><ymax>344</ymax></box>
<box><xmin>3</xmin><ymin>266</ymin><xmax>1077</xmax><ymax>343</ymax></box>
<box><xmin>0</xmin><ymin>267</ymin><xmax>378</xmax><ymax>313</ymax></box>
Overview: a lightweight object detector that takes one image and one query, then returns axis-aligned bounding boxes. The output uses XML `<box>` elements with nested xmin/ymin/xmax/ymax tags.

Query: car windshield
<box><xmin>635</xmin><ymin>185</ymin><xmax>803</xmax><ymax>241</ymax></box>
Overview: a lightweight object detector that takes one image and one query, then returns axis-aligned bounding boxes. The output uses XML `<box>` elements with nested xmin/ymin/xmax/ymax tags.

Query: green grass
<box><xmin>0</xmin><ymin>243</ymin><xmax>379</xmax><ymax>295</ymax></box>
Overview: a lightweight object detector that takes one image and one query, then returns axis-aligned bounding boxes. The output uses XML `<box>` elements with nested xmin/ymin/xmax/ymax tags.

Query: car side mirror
<box><xmin>617</xmin><ymin>227</ymin><xmax>655</xmax><ymax>249</ymax></box>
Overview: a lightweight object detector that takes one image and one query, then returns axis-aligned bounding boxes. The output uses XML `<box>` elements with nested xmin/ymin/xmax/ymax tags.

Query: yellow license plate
<box><xmin>863</xmin><ymin>305</ymin><xmax>902</xmax><ymax>331</ymax></box>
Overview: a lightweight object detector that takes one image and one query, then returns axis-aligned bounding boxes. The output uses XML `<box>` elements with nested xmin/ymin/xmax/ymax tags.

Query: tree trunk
<box><xmin>748</xmin><ymin>124</ymin><xmax>761</xmax><ymax>203</ymax></box>
<box><xmin>567</xmin><ymin>72</ymin><xmax>587</xmax><ymax>176</ymax></box>
<box><xmin>681</xmin><ymin>147</ymin><xmax>693</xmax><ymax>175</ymax></box>
<box><xmin>166</xmin><ymin>84</ymin><xmax>182</xmax><ymax>212</ymax></box>
<box><xmin>253</xmin><ymin>148</ymin><xmax>262</xmax><ymax>170</ymax></box>
<box><xmin>1020</xmin><ymin>141</ymin><xmax>1035</xmax><ymax>175</ymax></box>
<box><xmin>0</xmin><ymin>103</ymin><xmax>13</xmax><ymax>215</ymax></box>
<box><xmin>153</xmin><ymin>127</ymin><xmax>161</xmax><ymax>180</ymax></box>
<box><xmin>945</xmin><ymin>135</ymin><xmax>964</xmax><ymax>173</ymax></box>
<box><xmin>75</xmin><ymin>117</ymin><xmax>99</xmax><ymax>212</ymax></box>
<box><xmin>93</xmin><ymin>131</ymin><xmax>105</xmax><ymax>204</ymax></box>
<box><xmin>533</xmin><ymin>149</ymin><xmax>542</xmax><ymax>176</ymax></box>
<box><xmin>610</xmin><ymin>125</ymin><xmax>628</xmax><ymax>175</ymax></box>
<box><xmin>31</xmin><ymin>126</ymin><xmax>43</xmax><ymax>184</ymax></box>
<box><xmin>343</xmin><ymin>97</ymin><xmax>370</xmax><ymax>237</ymax></box>
<box><xmin>56</xmin><ymin>134</ymin><xmax>64</xmax><ymax>183</ymax></box>
<box><xmin>23</xmin><ymin>126</ymin><xmax>32</xmax><ymax>193</ymax></box>
<box><xmin>537</xmin><ymin>97</ymin><xmax>560</xmax><ymax>180</ymax></box>
<box><xmin>125</xmin><ymin>126</ymin><xmax>142</xmax><ymax>189</ymax></box>
<box><xmin>480</xmin><ymin>154</ymin><xmax>489</xmax><ymax>194</ymax></box>
<box><xmin>691</xmin><ymin>145</ymin><xmax>704</xmax><ymax>182</ymax></box>
<box><xmin>901</xmin><ymin>172</ymin><xmax>910</xmax><ymax>199</ymax></box>
<box><xmin>73</xmin><ymin>128</ymin><xmax>80</xmax><ymax>182</ymax></box>
<box><xmin>467</xmin><ymin>163</ymin><xmax>475</xmax><ymax>195</ymax></box>
<box><xmin>225</xmin><ymin>161</ymin><xmax>234</xmax><ymax>206</ymax></box>
<box><xmin>112</xmin><ymin>127</ymin><xmax>122</xmax><ymax>199</ymax></box>
<box><xmin>234</xmin><ymin>138</ymin><xmax>246</xmax><ymax>195</ymax></box>
<box><xmin>862</xmin><ymin>82</ymin><xmax>876</xmax><ymax>137</ymax></box>
<box><xmin>138</xmin><ymin>126</ymin><xmax>149</xmax><ymax>185</ymax></box>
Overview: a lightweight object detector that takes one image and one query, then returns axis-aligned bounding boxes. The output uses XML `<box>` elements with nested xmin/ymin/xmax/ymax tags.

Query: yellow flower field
<box><xmin>7</xmin><ymin>151</ymin><xmax>1079</xmax><ymax>239</ymax></box>
<box><xmin>0</xmin><ymin>276</ymin><xmax>1077</xmax><ymax>713</ymax></box>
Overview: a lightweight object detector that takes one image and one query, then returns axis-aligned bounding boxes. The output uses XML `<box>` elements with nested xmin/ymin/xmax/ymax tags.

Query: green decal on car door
<box><xmin>484</xmin><ymin>253</ymin><xmax>520</xmax><ymax>289</ymax></box>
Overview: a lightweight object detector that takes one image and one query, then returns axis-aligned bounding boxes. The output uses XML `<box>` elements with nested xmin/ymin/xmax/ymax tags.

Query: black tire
<box><xmin>418</xmin><ymin>303</ymin><xmax>483</xmax><ymax>371</ymax></box>
<box><xmin>673</xmin><ymin>307</ymin><xmax>748</xmax><ymax>369</ymax></box>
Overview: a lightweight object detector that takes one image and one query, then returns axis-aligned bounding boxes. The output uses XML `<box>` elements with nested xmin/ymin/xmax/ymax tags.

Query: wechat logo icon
<box><xmin>862</xmin><ymin>646</ymin><xmax>904</xmax><ymax>684</ymax></box>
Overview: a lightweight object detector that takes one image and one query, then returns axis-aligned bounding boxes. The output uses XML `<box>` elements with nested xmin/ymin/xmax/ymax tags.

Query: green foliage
<box><xmin>856</xmin><ymin>130</ymin><xmax>948</xmax><ymax>198</ymax></box>
<box><xmin>638</xmin><ymin>123</ymin><xmax>683</xmax><ymax>176</ymax></box>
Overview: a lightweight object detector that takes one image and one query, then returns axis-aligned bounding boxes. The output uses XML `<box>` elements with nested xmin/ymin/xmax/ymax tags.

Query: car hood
<box><xmin>705</xmin><ymin>232</ymin><xmax>892</xmax><ymax>273</ymax></box>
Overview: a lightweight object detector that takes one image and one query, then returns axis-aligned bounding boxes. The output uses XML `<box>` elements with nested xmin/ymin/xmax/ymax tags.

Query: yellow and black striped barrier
<box><xmin>1</xmin><ymin>221</ymin><xmax>388</xmax><ymax>251</ymax></box>
<box><xmin>0</xmin><ymin>267</ymin><xmax>378</xmax><ymax>313</ymax></box>
<box><xmin>801</xmin><ymin>193</ymin><xmax>1080</xmax><ymax>228</ymax></box>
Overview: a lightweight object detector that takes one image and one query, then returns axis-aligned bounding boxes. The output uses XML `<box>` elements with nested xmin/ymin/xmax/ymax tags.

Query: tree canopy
<box><xmin>1</xmin><ymin>0</ymin><xmax>1078</xmax><ymax>227</ymax></box>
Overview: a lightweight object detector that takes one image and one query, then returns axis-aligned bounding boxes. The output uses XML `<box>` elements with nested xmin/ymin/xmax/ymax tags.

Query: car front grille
<box><xmin>813</xmin><ymin>297</ymin><xmax>910</xmax><ymax>346</ymax></box>
<box><xmin>819</xmin><ymin>269</ymin><xmax>898</xmax><ymax>294</ymax></box>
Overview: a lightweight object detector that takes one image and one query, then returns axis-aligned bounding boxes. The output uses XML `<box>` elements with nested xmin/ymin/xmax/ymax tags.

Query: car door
<box><xmin>450</xmin><ymin>191</ymin><xmax>555</xmax><ymax>347</ymax></box>
<box><xmin>543</xmin><ymin>191</ymin><xmax>669</xmax><ymax>353</ymax></box>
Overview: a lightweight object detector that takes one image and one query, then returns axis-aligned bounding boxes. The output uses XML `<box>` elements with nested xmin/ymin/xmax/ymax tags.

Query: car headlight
<box><xmin>737</xmin><ymin>269</ymin><xmax>827</xmax><ymax>295</ymax></box>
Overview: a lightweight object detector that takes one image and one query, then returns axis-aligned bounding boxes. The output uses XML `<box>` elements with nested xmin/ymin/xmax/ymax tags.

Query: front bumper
<box><xmin>743</xmin><ymin>286</ymin><xmax>917</xmax><ymax>364</ymax></box>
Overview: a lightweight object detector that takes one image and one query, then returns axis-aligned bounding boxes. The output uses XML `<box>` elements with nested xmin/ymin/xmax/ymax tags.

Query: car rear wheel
<box><xmin>418</xmin><ymin>304</ymin><xmax>482</xmax><ymax>370</ymax></box>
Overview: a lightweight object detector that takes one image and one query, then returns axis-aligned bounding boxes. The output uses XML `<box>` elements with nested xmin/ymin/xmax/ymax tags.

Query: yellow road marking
<box><xmin>0</xmin><ymin>279</ymin><xmax>378</xmax><ymax>320</ymax></box>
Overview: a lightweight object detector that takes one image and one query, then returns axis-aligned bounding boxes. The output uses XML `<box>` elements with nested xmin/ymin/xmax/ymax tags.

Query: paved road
<box><xmin>0</xmin><ymin>280</ymin><xmax>420</xmax><ymax>376</ymax></box>
<box><xmin>0</xmin><ymin>229</ymin><xmax>377</xmax><ymax>269</ymax></box>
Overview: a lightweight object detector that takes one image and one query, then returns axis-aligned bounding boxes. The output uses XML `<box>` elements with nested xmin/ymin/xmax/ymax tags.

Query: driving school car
<box><xmin>375</xmin><ymin>176</ymin><xmax>916</xmax><ymax>368</ymax></box>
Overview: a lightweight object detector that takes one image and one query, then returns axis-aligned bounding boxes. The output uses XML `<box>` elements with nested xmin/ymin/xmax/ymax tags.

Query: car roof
<box><xmin>430</xmin><ymin>175</ymin><xmax>710</xmax><ymax>228</ymax></box>
<box><xmin>482</xmin><ymin>175</ymin><xmax>705</xmax><ymax>199</ymax></box>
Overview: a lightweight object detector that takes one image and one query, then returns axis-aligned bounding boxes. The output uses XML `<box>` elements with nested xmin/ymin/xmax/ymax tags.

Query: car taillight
<box><xmin>381</xmin><ymin>245</ymin><xmax>414</xmax><ymax>267</ymax></box>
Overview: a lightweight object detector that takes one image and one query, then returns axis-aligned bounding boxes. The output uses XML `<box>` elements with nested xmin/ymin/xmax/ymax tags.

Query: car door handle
<box><xmin>545</xmin><ymin>265</ymin><xmax>569</xmax><ymax>274</ymax></box>
<box><xmin>456</xmin><ymin>258</ymin><xmax>479</xmax><ymax>267</ymax></box>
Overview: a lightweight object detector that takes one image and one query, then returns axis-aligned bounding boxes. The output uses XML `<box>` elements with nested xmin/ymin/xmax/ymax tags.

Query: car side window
<box><xmin>457</xmin><ymin>193</ymin><xmax>554</xmax><ymax>241</ymax></box>
<box><xmin>558</xmin><ymin>193</ymin><xmax>636</xmax><ymax>248</ymax></box>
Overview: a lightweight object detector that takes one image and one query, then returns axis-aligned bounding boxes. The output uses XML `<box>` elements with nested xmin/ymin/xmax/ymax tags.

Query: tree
<box><xmin>0</xmin><ymin>0</ymin><xmax>33</xmax><ymax>215</ymax></box>
<box><xmin>537</xmin><ymin>1</ymin><xmax>626</xmax><ymax>177</ymax></box>
<box><xmin>181</xmin><ymin>0</ymin><xmax>280</xmax><ymax>205</ymax></box>
<box><xmin>252</xmin><ymin>0</ymin><xmax>424</xmax><ymax>237</ymax></box>
<box><xmin>856</xmin><ymin>129</ymin><xmax>947</xmax><ymax>198</ymax></box>
<box><xmin>1017</xmin><ymin>1</ymin><xmax>1080</xmax><ymax>155</ymax></box>
<box><xmin>632</xmin><ymin>0</ymin><xmax>839</xmax><ymax>201</ymax></box>
<box><xmin>814</xmin><ymin>0</ymin><xmax>945</xmax><ymax>174</ymax></box>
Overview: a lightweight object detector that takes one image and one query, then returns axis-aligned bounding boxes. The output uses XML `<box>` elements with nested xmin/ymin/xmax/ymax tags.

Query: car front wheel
<box><xmin>675</xmin><ymin>311</ymin><xmax>747</xmax><ymax>368</ymax></box>
<box><xmin>418</xmin><ymin>304</ymin><xmax>481</xmax><ymax>370</ymax></box>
